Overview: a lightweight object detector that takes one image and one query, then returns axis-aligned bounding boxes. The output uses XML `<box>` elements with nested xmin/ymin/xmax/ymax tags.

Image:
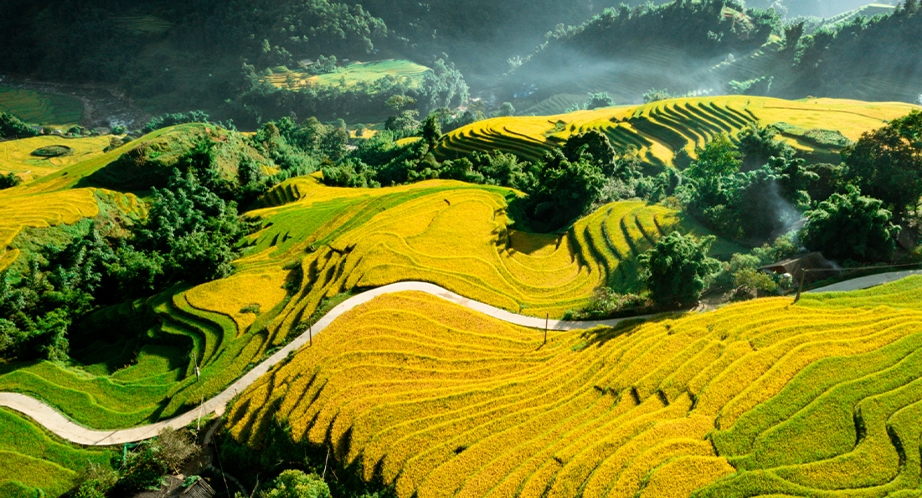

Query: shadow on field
<box><xmin>576</xmin><ymin>313</ymin><xmax>681</xmax><ymax>350</ymax></box>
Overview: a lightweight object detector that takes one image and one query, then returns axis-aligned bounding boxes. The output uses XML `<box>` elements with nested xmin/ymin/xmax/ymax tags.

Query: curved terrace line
<box><xmin>0</xmin><ymin>271</ymin><xmax>917</xmax><ymax>446</ymax></box>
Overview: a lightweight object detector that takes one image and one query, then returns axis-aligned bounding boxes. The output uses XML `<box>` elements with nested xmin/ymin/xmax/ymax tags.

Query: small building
<box><xmin>132</xmin><ymin>476</ymin><xmax>216</xmax><ymax>498</ymax></box>
<box><xmin>180</xmin><ymin>478</ymin><xmax>215</xmax><ymax>498</ymax></box>
<box><xmin>760</xmin><ymin>252</ymin><xmax>838</xmax><ymax>286</ymax></box>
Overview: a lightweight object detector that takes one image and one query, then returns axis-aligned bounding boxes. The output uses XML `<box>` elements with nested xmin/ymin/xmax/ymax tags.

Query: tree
<box><xmin>496</xmin><ymin>102</ymin><xmax>515</xmax><ymax>117</ymax></box>
<box><xmin>260</xmin><ymin>470</ymin><xmax>331</xmax><ymax>498</ymax></box>
<box><xmin>385</xmin><ymin>95</ymin><xmax>416</xmax><ymax>112</ymax></box>
<box><xmin>0</xmin><ymin>172</ymin><xmax>21</xmax><ymax>190</ymax></box>
<box><xmin>586</xmin><ymin>92</ymin><xmax>614</xmax><ymax>110</ymax></box>
<box><xmin>737</xmin><ymin>124</ymin><xmax>794</xmax><ymax>171</ymax></box>
<box><xmin>525</xmin><ymin>151</ymin><xmax>606</xmax><ymax>230</ymax></box>
<box><xmin>0</xmin><ymin>112</ymin><xmax>37</xmax><ymax>139</ymax></box>
<box><xmin>640</xmin><ymin>232</ymin><xmax>721</xmax><ymax>308</ymax></box>
<box><xmin>421</xmin><ymin>114</ymin><xmax>442</xmax><ymax>148</ymax></box>
<box><xmin>842</xmin><ymin>111</ymin><xmax>922</xmax><ymax>216</ymax></box>
<box><xmin>800</xmin><ymin>185</ymin><xmax>900</xmax><ymax>262</ymax></box>
<box><xmin>686</xmin><ymin>133</ymin><xmax>742</xmax><ymax>180</ymax></box>
<box><xmin>562</xmin><ymin>130</ymin><xmax>618</xmax><ymax>176</ymax></box>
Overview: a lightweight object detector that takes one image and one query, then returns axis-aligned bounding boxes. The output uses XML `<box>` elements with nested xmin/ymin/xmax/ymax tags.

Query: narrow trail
<box><xmin>0</xmin><ymin>272</ymin><xmax>914</xmax><ymax>447</ymax></box>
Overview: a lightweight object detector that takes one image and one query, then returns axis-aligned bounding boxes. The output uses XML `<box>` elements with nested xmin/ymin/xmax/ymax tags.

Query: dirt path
<box><xmin>1</xmin><ymin>271</ymin><xmax>915</xmax><ymax>447</ymax></box>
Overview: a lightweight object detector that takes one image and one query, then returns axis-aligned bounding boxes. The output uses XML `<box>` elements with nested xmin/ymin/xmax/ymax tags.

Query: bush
<box><xmin>0</xmin><ymin>172</ymin><xmax>21</xmax><ymax>190</ymax></box>
<box><xmin>586</xmin><ymin>92</ymin><xmax>614</xmax><ymax>110</ymax></box>
<box><xmin>564</xmin><ymin>288</ymin><xmax>653</xmax><ymax>320</ymax></box>
<box><xmin>72</xmin><ymin>462</ymin><xmax>118</xmax><ymax>498</ymax></box>
<box><xmin>260</xmin><ymin>470</ymin><xmax>331</xmax><ymax>498</ymax></box>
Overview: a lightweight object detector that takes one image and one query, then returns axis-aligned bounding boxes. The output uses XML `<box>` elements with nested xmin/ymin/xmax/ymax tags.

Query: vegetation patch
<box><xmin>30</xmin><ymin>145</ymin><xmax>72</xmax><ymax>158</ymax></box>
<box><xmin>264</xmin><ymin>59</ymin><xmax>431</xmax><ymax>92</ymax></box>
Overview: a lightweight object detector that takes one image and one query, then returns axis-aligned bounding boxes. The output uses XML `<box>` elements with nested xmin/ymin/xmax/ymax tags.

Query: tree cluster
<box><xmin>0</xmin><ymin>154</ymin><xmax>253</xmax><ymax>363</ymax></box>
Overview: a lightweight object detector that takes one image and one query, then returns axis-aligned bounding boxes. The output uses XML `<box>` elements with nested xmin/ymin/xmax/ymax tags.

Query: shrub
<box><xmin>260</xmin><ymin>470</ymin><xmax>331</xmax><ymax>498</ymax></box>
<box><xmin>0</xmin><ymin>172</ymin><xmax>21</xmax><ymax>190</ymax></box>
<box><xmin>72</xmin><ymin>462</ymin><xmax>118</xmax><ymax>498</ymax></box>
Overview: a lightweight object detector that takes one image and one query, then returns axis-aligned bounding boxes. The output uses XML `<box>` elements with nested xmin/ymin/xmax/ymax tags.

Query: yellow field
<box><xmin>238</xmin><ymin>176</ymin><xmax>740</xmax><ymax>355</ymax></box>
<box><xmin>0</xmin><ymin>135</ymin><xmax>110</xmax><ymax>182</ymax></box>
<box><xmin>185</xmin><ymin>269</ymin><xmax>291</xmax><ymax>334</ymax></box>
<box><xmin>0</xmin><ymin>188</ymin><xmax>100</xmax><ymax>270</ymax></box>
<box><xmin>227</xmin><ymin>276</ymin><xmax>922</xmax><ymax>497</ymax></box>
<box><xmin>438</xmin><ymin>96</ymin><xmax>920</xmax><ymax>167</ymax></box>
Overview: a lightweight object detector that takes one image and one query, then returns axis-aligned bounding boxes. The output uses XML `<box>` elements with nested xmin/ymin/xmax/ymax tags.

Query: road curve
<box><xmin>2</xmin><ymin>271</ymin><xmax>917</xmax><ymax>447</ymax></box>
<box><xmin>0</xmin><ymin>282</ymin><xmax>655</xmax><ymax>446</ymax></box>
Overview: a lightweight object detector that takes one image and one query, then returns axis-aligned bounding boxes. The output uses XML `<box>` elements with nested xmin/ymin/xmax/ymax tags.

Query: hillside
<box><xmin>228</xmin><ymin>276</ymin><xmax>922</xmax><ymax>497</ymax></box>
<box><xmin>439</xmin><ymin>96</ymin><xmax>919</xmax><ymax>167</ymax></box>
<box><xmin>0</xmin><ymin>91</ymin><xmax>920</xmax><ymax>496</ymax></box>
<box><xmin>507</xmin><ymin>1</ymin><xmax>920</xmax><ymax>113</ymax></box>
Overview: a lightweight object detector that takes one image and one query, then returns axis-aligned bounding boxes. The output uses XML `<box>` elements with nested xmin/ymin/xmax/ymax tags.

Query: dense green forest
<box><xmin>0</xmin><ymin>0</ymin><xmax>916</xmax><ymax>125</ymax></box>
<box><xmin>506</xmin><ymin>0</ymin><xmax>919</xmax><ymax>110</ymax></box>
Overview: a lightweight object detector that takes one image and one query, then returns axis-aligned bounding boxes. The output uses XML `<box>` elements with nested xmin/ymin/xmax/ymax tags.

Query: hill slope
<box><xmin>227</xmin><ymin>276</ymin><xmax>922</xmax><ymax>498</ymax></box>
<box><xmin>439</xmin><ymin>96</ymin><xmax>918</xmax><ymax>167</ymax></box>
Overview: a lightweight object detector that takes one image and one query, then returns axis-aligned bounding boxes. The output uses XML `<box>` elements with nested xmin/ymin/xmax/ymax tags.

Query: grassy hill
<box><xmin>227</xmin><ymin>276</ymin><xmax>922</xmax><ymax>498</ymax></box>
<box><xmin>439</xmin><ymin>97</ymin><xmax>919</xmax><ymax>167</ymax></box>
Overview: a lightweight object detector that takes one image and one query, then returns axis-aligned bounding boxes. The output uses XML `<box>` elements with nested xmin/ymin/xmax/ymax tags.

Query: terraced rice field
<box><xmin>242</xmin><ymin>176</ymin><xmax>739</xmax><ymax>339</ymax></box>
<box><xmin>0</xmin><ymin>86</ymin><xmax>83</xmax><ymax>126</ymax></box>
<box><xmin>263</xmin><ymin>59</ymin><xmax>430</xmax><ymax>92</ymax></box>
<box><xmin>438</xmin><ymin>97</ymin><xmax>919</xmax><ymax>167</ymax></box>
<box><xmin>0</xmin><ymin>188</ymin><xmax>100</xmax><ymax>270</ymax></box>
<box><xmin>0</xmin><ymin>135</ymin><xmax>110</xmax><ymax>182</ymax></box>
<box><xmin>0</xmin><ymin>408</ymin><xmax>113</xmax><ymax>497</ymax></box>
<box><xmin>227</xmin><ymin>276</ymin><xmax>922</xmax><ymax>498</ymax></box>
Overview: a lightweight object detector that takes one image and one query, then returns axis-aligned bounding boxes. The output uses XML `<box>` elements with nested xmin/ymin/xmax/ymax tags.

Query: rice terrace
<box><xmin>2</xmin><ymin>1</ymin><xmax>922</xmax><ymax>497</ymax></box>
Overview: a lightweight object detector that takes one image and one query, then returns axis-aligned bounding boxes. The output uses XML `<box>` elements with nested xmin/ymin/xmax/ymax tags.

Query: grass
<box><xmin>263</xmin><ymin>59</ymin><xmax>430</xmax><ymax>92</ymax></box>
<box><xmin>225</xmin><ymin>276</ymin><xmax>922</xmax><ymax>498</ymax></box>
<box><xmin>0</xmin><ymin>408</ymin><xmax>114</xmax><ymax>497</ymax></box>
<box><xmin>0</xmin><ymin>86</ymin><xmax>83</xmax><ymax>126</ymax></box>
<box><xmin>437</xmin><ymin>96</ymin><xmax>919</xmax><ymax>167</ymax></box>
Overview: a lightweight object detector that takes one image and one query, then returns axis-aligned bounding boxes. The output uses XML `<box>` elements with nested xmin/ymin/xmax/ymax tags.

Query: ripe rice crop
<box><xmin>227</xmin><ymin>276</ymin><xmax>922</xmax><ymax>498</ymax></box>
<box><xmin>0</xmin><ymin>188</ymin><xmax>99</xmax><ymax>270</ymax></box>
<box><xmin>242</xmin><ymin>179</ymin><xmax>740</xmax><ymax>352</ymax></box>
<box><xmin>0</xmin><ymin>135</ymin><xmax>110</xmax><ymax>182</ymax></box>
<box><xmin>438</xmin><ymin>96</ymin><xmax>918</xmax><ymax>167</ymax></box>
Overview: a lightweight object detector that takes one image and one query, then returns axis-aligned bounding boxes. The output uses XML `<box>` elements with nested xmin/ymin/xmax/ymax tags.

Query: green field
<box><xmin>263</xmin><ymin>59</ymin><xmax>431</xmax><ymax>92</ymax></box>
<box><xmin>0</xmin><ymin>86</ymin><xmax>83</xmax><ymax>126</ymax></box>
<box><xmin>0</xmin><ymin>408</ymin><xmax>113</xmax><ymax>496</ymax></box>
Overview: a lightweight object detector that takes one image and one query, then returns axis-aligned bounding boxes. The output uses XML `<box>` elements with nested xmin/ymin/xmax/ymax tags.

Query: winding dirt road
<box><xmin>0</xmin><ymin>272</ymin><xmax>916</xmax><ymax>446</ymax></box>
